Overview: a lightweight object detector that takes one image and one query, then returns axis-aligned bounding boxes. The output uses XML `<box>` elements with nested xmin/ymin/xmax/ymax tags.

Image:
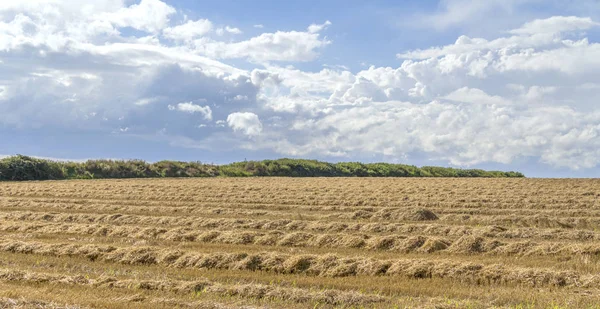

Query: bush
<box><xmin>0</xmin><ymin>155</ymin><xmax>65</xmax><ymax>181</ymax></box>
<box><xmin>0</xmin><ymin>155</ymin><xmax>525</xmax><ymax>181</ymax></box>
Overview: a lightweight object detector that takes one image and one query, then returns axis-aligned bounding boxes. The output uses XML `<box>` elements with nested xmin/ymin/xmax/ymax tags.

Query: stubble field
<box><xmin>0</xmin><ymin>177</ymin><xmax>599</xmax><ymax>308</ymax></box>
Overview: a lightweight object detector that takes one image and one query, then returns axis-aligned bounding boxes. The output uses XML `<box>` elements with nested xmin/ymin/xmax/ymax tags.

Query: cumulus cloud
<box><xmin>134</xmin><ymin>97</ymin><xmax>160</xmax><ymax>106</ymax></box>
<box><xmin>416</xmin><ymin>0</ymin><xmax>532</xmax><ymax>30</ymax></box>
<box><xmin>99</xmin><ymin>0</ymin><xmax>176</xmax><ymax>33</ymax></box>
<box><xmin>163</xmin><ymin>19</ymin><xmax>213</xmax><ymax>41</ymax></box>
<box><xmin>509</xmin><ymin>16</ymin><xmax>599</xmax><ymax>35</ymax></box>
<box><xmin>396</xmin><ymin>17</ymin><xmax>600</xmax><ymax>79</ymax></box>
<box><xmin>168</xmin><ymin>102</ymin><xmax>212</xmax><ymax>120</ymax></box>
<box><xmin>443</xmin><ymin>87</ymin><xmax>510</xmax><ymax>105</ymax></box>
<box><xmin>0</xmin><ymin>0</ymin><xmax>258</xmax><ymax>133</ymax></box>
<box><xmin>196</xmin><ymin>27</ymin><xmax>331</xmax><ymax>62</ymax></box>
<box><xmin>227</xmin><ymin>112</ymin><xmax>263</xmax><ymax>136</ymax></box>
<box><xmin>285</xmin><ymin>102</ymin><xmax>600</xmax><ymax>169</ymax></box>
<box><xmin>307</xmin><ymin>20</ymin><xmax>331</xmax><ymax>33</ymax></box>
<box><xmin>1</xmin><ymin>0</ymin><xmax>599</xmax><ymax>172</ymax></box>
<box><xmin>215</xmin><ymin>26</ymin><xmax>242</xmax><ymax>36</ymax></box>
<box><xmin>242</xmin><ymin>16</ymin><xmax>600</xmax><ymax>169</ymax></box>
<box><xmin>225</xmin><ymin>26</ymin><xmax>242</xmax><ymax>34</ymax></box>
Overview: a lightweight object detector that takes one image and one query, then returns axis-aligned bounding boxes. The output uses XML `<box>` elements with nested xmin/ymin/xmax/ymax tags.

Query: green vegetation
<box><xmin>0</xmin><ymin>155</ymin><xmax>524</xmax><ymax>181</ymax></box>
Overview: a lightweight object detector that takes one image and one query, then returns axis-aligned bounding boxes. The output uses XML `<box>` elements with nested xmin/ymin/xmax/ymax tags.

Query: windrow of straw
<box><xmin>6</xmin><ymin>211</ymin><xmax>600</xmax><ymax>241</ymax></box>
<box><xmin>2</xmin><ymin>178</ymin><xmax>600</xmax><ymax>308</ymax></box>
<box><xmin>7</xmin><ymin>195</ymin><xmax>600</xmax><ymax>229</ymax></box>
<box><xmin>0</xmin><ymin>269</ymin><xmax>386</xmax><ymax>305</ymax></box>
<box><xmin>1</xmin><ymin>240</ymin><xmax>597</xmax><ymax>288</ymax></box>
<box><xmin>4</xmin><ymin>222</ymin><xmax>600</xmax><ymax>257</ymax></box>
<box><xmin>0</xmin><ymin>297</ymin><xmax>85</xmax><ymax>309</ymax></box>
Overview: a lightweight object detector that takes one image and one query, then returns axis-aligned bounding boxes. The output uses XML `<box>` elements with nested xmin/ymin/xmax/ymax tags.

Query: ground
<box><xmin>0</xmin><ymin>178</ymin><xmax>599</xmax><ymax>308</ymax></box>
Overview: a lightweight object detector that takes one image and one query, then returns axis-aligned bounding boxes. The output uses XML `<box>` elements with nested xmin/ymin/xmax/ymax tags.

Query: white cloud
<box><xmin>215</xmin><ymin>26</ymin><xmax>241</xmax><ymax>36</ymax></box>
<box><xmin>99</xmin><ymin>0</ymin><xmax>176</xmax><ymax>33</ymax></box>
<box><xmin>396</xmin><ymin>30</ymin><xmax>566</xmax><ymax>60</ymax></box>
<box><xmin>0</xmin><ymin>1</ymin><xmax>599</xmax><ymax>171</ymax></box>
<box><xmin>443</xmin><ymin>87</ymin><xmax>510</xmax><ymax>105</ymax></box>
<box><xmin>225</xmin><ymin>26</ymin><xmax>242</xmax><ymax>34</ymax></box>
<box><xmin>323</xmin><ymin>64</ymin><xmax>350</xmax><ymax>71</ymax></box>
<box><xmin>134</xmin><ymin>97</ymin><xmax>159</xmax><ymax>106</ymax></box>
<box><xmin>196</xmin><ymin>29</ymin><xmax>331</xmax><ymax>62</ymax></box>
<box><xmin>236</xmin><ymin>17</ymin><xmax>600</xmax><ymax>169</ymax></box>
<box><xmin>227</xmin><ymin>112</ymin><xmax>263</xmax><ymax>136</ymax></box>
<box><xmin>395</xmin><ymin>17</ymin><xmax>600</xmax><ymax>78</ymax></box>
<box><xmin>163</xmin><ymin>19</ymin><xmax>212</xmax><ymax>41</ymax></box>
<box><xmin>0</xmin><ymin>85</ymin><xmax>7</xmax><ymax>100</ymax></box>
<box><xmin>509</xmin><ymin>16</ymin><xmax>599</xmax><ymax>35</ymax></box>
<box><xmin>307</xmin><ymin>20</ymin><xmax>331</xmax><ymax>33</ymax></box>
<box><xmin>168</xmin><ymin>102</ymin><xmax>212</xmax><ymax>120</ymax></box>
<box><xmin>253</xmin><ymin>24</ymin><xmax>264</xmax><ymax>29</ymax></box>
<box><xmin>277</xmin><ymin>101</ymin><xmax>600</xmax><ymax>169</ymax></box>
<box><xmin>232</xmin><ymin>95</ymin><xmax>248</xmax><ymax>101</ymax></box>
<box><xmin>417</xmin><ymin>0</ymin><xmax>534</xmax><ymax>30</ymax></box>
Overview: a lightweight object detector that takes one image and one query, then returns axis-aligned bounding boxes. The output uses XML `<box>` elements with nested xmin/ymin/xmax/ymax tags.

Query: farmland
<box><xmin>0</xmin><ymin>178</ymin><xmax>599</xmax><ymax>308</ymax></box>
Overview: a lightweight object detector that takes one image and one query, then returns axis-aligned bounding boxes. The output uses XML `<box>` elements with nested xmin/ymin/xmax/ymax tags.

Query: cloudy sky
<box><xmin>1</xmin><ymin>0</ymin><xmax>600</xmax><ymax>177</ymax></box>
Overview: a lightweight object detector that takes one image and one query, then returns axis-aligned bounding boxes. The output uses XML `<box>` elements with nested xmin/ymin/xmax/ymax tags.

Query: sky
<box><xmin>1</xmin><ymin>0</ymin><xmax>600</xmax><ymax>177</ymax></box>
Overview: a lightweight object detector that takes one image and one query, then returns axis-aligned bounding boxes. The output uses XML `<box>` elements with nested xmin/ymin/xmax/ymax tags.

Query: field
<box><xmin>0</xmin><ymin>178</ymin><xmax>599</xmax><ymax>308</ymax></box>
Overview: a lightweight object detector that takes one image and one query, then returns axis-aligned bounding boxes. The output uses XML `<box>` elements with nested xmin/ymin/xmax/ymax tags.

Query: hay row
<box><xmin>1</xmin><ymin>240</ymin><xmax>596</xmax><ymax>288</ymax></box>
<box><xmin>0</xmin><ymin>199</ymin><xmax>444</xmax><ymax>223</ymax></box>
<box><xmin>1</xmin><ymin>193</ymin><xmax>597</xmax><ymax>211</ymax></box>
<box><xmin>0</xmin><ymin>269</ymin><xmax>386</xmax><ymax>306</ymax></box>
<box><xmin>0</xmin><ymin>297</ymin><xmax>85</xmax><ymax>309</ymax></box>
<box><xmin>441</xmin><ymin>214</ymin><xmax>600</xmax><ymax>230</ymax></box>
<box><xmin>4</xmin><ymin>198</ymin><xmax>600</xmax><ymax>230</ymax></box>
<box><xmin>6</xmin><ymin>194</ymin><xmax>600</xmax><ymax>217</ymax></box>
<box><xmin>0</xmin><ymin>297</ymin><xmax>241</xmax><ymax>309</ymax></box>
<box><xmin>5</xmin><ymin>211</ymin><xmax>600</xmax><ymax>241</ymax></box>
<box><xmin>5</xmin><ymin>221</ymin><xmax>600</xmax><ymax>257</ymax></box>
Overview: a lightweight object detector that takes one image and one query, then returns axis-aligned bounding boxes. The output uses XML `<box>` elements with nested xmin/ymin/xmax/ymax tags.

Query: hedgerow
<box><xmin>0</xmin><ymin>155</ymin><xmax>524</xmax><ymax>181</ymax></box>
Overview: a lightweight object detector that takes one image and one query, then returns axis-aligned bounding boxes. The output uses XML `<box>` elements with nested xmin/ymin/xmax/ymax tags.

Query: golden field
<box><xmin>0</xmin><ymin>178</ymin><xmax>599</xmax><ymax>308</ymax></box>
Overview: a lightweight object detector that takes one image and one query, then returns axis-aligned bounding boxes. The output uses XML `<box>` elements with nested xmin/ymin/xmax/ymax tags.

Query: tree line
<box><xmin>0</xmin><ymin>155</ymin><xmax>524</xmax><ymax>181</ymax></box>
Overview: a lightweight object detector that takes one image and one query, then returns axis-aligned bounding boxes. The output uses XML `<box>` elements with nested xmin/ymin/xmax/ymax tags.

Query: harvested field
<box><xmin>0</xmin><ymin>178</ymin><xmax>599</xmax><ymax>308</ymax></box>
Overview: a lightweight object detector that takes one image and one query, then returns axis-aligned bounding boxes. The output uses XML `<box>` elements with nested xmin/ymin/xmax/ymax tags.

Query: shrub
<box><xmin>0</xmin><ymin>155</ymin><xmax>525</xmax><ymax>181</ymax></box>
<box><xmin>0</xmin><ymin>155</ymin><xmax>65</xmax><ymax>181</ymax></box>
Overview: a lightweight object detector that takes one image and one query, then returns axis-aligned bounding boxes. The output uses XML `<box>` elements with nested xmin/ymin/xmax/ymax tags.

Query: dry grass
<box><xmin>0</xmin><ymin>177</ymin><xmax>599</xmax><ymax>308</ymax></box>
<box><xmin>0</xmin><ymin>297</ymin><xmax>84</xmax><ymax>309</ymax></box>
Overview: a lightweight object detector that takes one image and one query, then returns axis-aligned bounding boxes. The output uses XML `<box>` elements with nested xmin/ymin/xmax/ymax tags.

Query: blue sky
<box><xmin>1</xmin><ymin>0</ymin><xmax>600</xmax><ymax>177</ymax></box>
